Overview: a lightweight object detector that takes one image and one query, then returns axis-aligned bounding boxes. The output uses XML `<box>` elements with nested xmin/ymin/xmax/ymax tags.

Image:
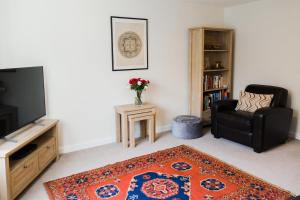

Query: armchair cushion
<box><xmin>235</xmin><ymin>91</ymin><xmax>273</xmax><ymax>112</ymax></box>
<box><xmin>216</xmin><ymin>110</ymin><xmax>254</xmax><ymax>132</ymax></box>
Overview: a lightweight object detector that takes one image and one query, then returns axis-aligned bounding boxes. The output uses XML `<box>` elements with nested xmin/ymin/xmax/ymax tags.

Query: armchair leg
<box><xmin>254</xmin><ymin>148</ymin><xmax>263</xmax><ymax>153</ymax></box>
<box><xmin>214</xmin><ymin>135</ymin><xmax>221</xmax><ymax>139</ymax></box>
<box><xmin>280</xmin><ymin>139</ymin><xmax>287</xmax><ymax>144</ymax></box>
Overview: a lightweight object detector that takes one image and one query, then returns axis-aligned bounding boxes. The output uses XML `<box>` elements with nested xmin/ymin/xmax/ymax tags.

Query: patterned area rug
<box><xmin>44</xmin><ymin>145</ymin><xmax>294</xmax><ymax>200</ymax></box>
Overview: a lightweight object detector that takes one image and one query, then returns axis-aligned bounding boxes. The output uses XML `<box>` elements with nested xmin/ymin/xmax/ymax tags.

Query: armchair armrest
<box><xmin>212</xmin><ymin>100</ymin><xmax>238</xmax><ymax>112</ymax></box>
<box><xmin>253</xmin><ymin>107</ymin><xmax>293</xmax><ymax>153</ymax></box>
<box><xmin>211</xmin><ymin>100</ymin><xmax>238</xmax><ymax>136</ymax></box>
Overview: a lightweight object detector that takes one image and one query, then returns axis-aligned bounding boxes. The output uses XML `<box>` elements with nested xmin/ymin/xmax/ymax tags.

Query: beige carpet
<box><xmin>19</xmin><ymin>130</ymin><xmax>300</xmax><ymax>199</ymax></box>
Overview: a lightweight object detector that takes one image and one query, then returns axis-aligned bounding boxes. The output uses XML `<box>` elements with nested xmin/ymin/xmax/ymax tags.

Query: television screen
<box><xmin>0</xmin><ymin>66</ymin><xmax>46</xmax><ymax>138</ymax></box>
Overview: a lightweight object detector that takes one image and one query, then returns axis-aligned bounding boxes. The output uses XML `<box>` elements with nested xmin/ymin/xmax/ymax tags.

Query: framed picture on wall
<box><xmin>111</xmin><ymin>16</ymin><xmax>148</xmax><ymax>71</ymax></box>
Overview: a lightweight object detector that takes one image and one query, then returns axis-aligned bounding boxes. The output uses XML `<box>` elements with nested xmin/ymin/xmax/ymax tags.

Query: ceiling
<box><xmin>193</xmin><ymin>0</ymin><xmax>261</xmax><ymax>7</ymax></box>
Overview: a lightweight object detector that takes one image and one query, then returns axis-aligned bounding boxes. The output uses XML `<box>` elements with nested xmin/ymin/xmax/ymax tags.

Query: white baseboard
<box><xmin>60</xmin><ymin>137</ymin><xmax>115</xmax><ymax>154</ymax></box>
<box><xmin>156</xmin><ymin>124</ymin><xmax>171</xmax><ymax>133</ymax></box>
<box><xmin>294</xmin><ymin>133</ymin><xmax>300</xmax><ymax>140</ymax></box>
<box><xmin>59</xmin><ymin>124</ymin><xmax>171</xmax><ymax>154</ymax></box>
<box><xmin>289</xmin><ymin>132</ymin><xmax>300</xmax><ymax>140</ymax></box>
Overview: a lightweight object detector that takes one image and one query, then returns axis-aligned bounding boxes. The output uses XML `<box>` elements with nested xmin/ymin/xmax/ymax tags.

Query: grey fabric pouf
<box><xmin>171</xmin><ymin>115</ymin><xmax>203</xmax><ymax>139</ymax></box>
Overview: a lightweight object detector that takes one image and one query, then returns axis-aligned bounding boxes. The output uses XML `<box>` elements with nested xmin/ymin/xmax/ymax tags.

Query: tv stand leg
<box><xmin>0</xmin><ymin>158</ymin><xmax>10</xmax><ymax>200</ymax></box>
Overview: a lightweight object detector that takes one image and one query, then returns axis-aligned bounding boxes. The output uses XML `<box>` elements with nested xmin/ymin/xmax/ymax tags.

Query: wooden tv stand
<box><xmin>0</xmin><ymin>119</ymin><xmax>59</xmax><ymax>200</ymax></box>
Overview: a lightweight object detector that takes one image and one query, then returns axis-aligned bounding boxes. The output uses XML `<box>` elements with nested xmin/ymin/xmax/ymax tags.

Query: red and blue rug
<box><xmin>44</xmin><ymin>145</ymin><xmax>294</xmax><ymax>199</ymax></box>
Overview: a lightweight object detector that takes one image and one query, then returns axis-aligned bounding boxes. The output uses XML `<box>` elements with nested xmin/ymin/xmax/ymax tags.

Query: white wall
<box><xmin>0</xmin><ymin>0</ymin><xmax>224</xmax><ymax>152</ymax></box>
<box><xmin>224</xmin><ymin>0</ymin><xmax>300</xmax><ymax>139</ymax></box>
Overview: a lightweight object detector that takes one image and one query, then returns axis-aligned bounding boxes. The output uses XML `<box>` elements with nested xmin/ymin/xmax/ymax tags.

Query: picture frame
<box><xmin>110</xmin><ymin>16</ymin><xmax>148</xmax><ymax>71</ymax></box>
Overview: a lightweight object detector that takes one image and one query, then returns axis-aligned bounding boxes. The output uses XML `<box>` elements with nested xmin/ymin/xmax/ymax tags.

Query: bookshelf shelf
<box><xmin>204</xmin><ymin>49</ymin><xmax>229</xmax><ymax>52</ymax></box>
<box><xmin>204</xmin><ymin>68</ymin><xmax>229</xmax><ymax>72</ymax></box>
<box><xmin>204</xmin><ymin>87</ymin><xmax>228</xmax><ymax>93</ymax></box>
<box><xmin>189</xmin><ymin>27</ymin><xmax>234</xmax><ymax>122</ymax></box>
<box><xmin>203</xmin><ymin>109</ymin><xmax>211</xmax><ymax>113</ymax></box>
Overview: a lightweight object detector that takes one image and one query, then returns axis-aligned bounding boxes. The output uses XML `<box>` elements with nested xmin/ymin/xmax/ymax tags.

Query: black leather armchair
<box><xmin>211</xmin><ymin>84</ymin><xmax>293</xmax><ymax>153</ymax></box>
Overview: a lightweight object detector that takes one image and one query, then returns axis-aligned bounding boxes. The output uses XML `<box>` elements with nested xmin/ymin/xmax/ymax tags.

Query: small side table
<box><xmin>115</xmin><ymin>103</ymin><xmax>156</xmax><ymax>148</ymax></box>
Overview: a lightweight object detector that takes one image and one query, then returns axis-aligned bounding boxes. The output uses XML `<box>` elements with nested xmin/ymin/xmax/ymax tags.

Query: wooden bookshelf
<box><xmin>189</xmin><ymin>27</ymin><xmax>234</xmax><ymax>122</ymax></box>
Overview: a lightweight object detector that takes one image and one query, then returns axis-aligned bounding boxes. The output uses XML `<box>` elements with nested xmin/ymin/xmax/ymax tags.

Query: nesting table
<box><xmin>115</xmin><ymin>104</ymin><xmax>156</xmax><ymax>148</ymax></box>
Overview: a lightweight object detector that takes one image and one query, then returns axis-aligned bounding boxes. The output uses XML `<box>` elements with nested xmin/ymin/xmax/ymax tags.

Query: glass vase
<box><xmin>135</xmin><ymin>90</ymin><xmax>143</xmax><ymax>105</ymax></box>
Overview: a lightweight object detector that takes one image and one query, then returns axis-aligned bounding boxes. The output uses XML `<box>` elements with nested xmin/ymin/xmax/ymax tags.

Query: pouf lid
<box><xmin>173</xmin><ymin>115</ymin><xmax>201</xmax><ymax>124</ymax></box>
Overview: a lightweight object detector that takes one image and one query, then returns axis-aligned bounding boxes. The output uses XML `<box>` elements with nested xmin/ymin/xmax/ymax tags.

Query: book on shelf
<box><xmin>223</xmin><ymin>90</ymin><xmax>230</xmax><ymax>100</ymax></box>
<box><xmin>203</xmin><ymin>90</ymin><xmax>230</xmax><ymax>111</ymax></box>
<box><xmin>203</xmin><ymin>74</ymin><xmax>224</xmax><ymax>91</ymax></box>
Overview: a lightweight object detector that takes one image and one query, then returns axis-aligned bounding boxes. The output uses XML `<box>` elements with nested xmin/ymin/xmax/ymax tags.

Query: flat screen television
<box><xmin>0</xmin><ymin>66</ymin><xmax>46</xmax><ymax>138</ymax></box>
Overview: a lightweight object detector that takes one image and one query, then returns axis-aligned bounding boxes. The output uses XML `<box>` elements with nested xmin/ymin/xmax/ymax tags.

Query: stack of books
<box><xmin>203</xmin><ymin>90</ymin><xmax>230</xmax><ymax>111</ymax></box>
<box><xmin>203</xmin><ymin>74</ymin><xmax>224</xmax><ymax>91</ymax></box>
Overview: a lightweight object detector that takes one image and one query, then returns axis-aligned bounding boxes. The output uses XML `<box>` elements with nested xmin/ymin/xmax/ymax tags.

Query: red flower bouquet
<box><xmin>128</xmin><ymin>78</ymin><xmax>150</xmax><ymax>105</ymax></box>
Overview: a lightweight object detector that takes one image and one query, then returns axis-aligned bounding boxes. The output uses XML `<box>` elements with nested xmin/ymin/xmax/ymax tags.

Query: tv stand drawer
<box><xmin>38</xmin><ymin>137</ymin><xmax>56</xmax><ymax>170</ymax></box>
<box><xmin>10</xmin><ymin>153</ymin><xmax>39</xmax><ymax>197</ymax></box>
